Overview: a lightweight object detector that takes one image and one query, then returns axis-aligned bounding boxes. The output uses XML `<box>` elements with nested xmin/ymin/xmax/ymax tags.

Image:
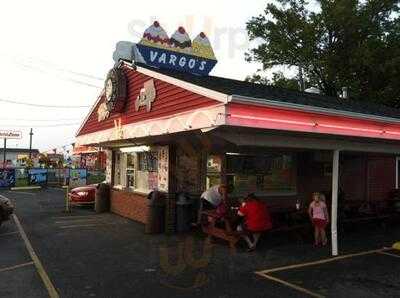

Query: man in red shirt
<box><xmin>237</xmin><ymin>193</ymin><xmax>272</xmax><ymax>252</ymax></box>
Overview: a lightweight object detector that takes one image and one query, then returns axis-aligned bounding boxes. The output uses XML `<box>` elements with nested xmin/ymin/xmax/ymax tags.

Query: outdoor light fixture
<box><xmin>120</xmin><ymin>146</ymin><xmax>150</xmax><ymax>153</ymax></box>
<box><xmin>226</xmin><ymin>152</ymin><xmax>241</xmax><ymax>156</ymax></box>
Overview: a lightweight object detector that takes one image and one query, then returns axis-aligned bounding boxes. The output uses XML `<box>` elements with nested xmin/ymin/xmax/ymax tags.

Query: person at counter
<box><xmin>237</xmin><ymin>193</ymin><xmax>272</xmax><ymax>252</ymax></box>
<box><xmin>195</xmin><ymin>184</ymin><xmax>228</xmax><ymax>225</ymax></box>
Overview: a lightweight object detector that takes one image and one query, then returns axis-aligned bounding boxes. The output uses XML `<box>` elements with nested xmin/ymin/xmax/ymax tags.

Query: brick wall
<box><xmin>110</xmin><ymin>190</ymin><xmax>148</xmax><ymax>224</ymax></box>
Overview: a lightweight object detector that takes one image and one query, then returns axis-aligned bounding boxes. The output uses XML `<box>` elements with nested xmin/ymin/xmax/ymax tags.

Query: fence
<box><xmin>0</xmin><ymin>168</ymin><xmax>104</xmax><ymax>189</ymax></box>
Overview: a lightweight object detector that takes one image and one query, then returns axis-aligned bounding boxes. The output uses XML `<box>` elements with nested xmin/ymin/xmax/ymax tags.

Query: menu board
<box><xmin>105</xmin><ymin>150</ymin><xmax>112</xmax><ymax>183</ymax></box>
<box><xmin>148</xmin><ymin>172</ymin><xmax>158</xmax><ymax>190</ymax></box>
<box><xmin>157</xmin><ymin>146</ymin><xmax>169</xmax><ymax>192</ymax></box>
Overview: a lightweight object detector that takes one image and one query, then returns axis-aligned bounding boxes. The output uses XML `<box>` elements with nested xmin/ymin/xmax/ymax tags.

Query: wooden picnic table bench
<box><xmin>200</xmin><ymin>210</ymin><xmax>241</xmax><ymax>249</ymax></box>
<box><xmin>200</xmin><ymin>207</ymin><xmax>312</xmax><ymax>248</ymax></box>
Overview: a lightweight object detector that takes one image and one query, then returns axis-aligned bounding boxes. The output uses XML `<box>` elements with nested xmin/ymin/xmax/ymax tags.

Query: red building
<box><xmin>76</xmin><ymin>60</ymin><xmax>400</xmax><ymax>255</ymax></box>
<box><xmin>72</xmin><ymin>145</ymin><xmax>106</xmax><ymax>170</ymax></box>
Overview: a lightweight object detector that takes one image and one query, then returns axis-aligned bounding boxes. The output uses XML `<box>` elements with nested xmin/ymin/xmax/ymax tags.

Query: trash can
<box><xmin>176</xmin><ymin>193</ymin><xmax>193</xmax><ymax>233</ymax></box>
<box><xmin>145</xmin><ymin>191</ymin><xmax>166</xmax><ymax>234</ymax></box>
<box><xmin>95</xmin><ymin>183</ymin><xmax>110</xmax><ymax>213</ymax></box>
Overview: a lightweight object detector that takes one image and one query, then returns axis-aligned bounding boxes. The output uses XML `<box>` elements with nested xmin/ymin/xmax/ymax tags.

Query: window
<box><xmin>113</xmin><ymin>152</ymin><xmax>122</xmax><ymax>187</ymax></box>
<box><xmin>226</xmin><ymin>153</ymin><xmax>297</xmax><ymax>196</ymax></box>
<box><xmin>206</xmin><ymin>155</ymin><xmax>222</xmax><ymax>189</ymax></box>
<box><xmin>135</xmin><ymin>151</ymin><xmax>158</xmax><ymax>192</ymax></box>
<box><xmin>113</xmin><ymin>147</ymin><xmax>163</xmax><ymax>194</ymax></box>
<box><xmin>126</xmin><ymin>153</ymin><xmax>135</xmax><ymax>188</ymax></box>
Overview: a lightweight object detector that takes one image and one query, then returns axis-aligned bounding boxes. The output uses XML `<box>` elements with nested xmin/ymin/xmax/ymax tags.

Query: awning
<box><xmin>211</xmin><ymin>128</ymin><xmax>400</xmax><ymax>154</ymax></box>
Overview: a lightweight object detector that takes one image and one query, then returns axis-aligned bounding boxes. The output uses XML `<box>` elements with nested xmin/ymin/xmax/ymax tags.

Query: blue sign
<box><xmin>28</xmin><ymin>169</ymin><xmax>47</xmax><ymax>185</ymax></box>
<box><xmin>137</xmin><ymin>45</ymin><xmax>217</xmax><ymax>76</ymax></box>
<box><xmin>0</xmin><ymin>169</ymin><xmax>15</xmax><ymax>188</ymax></box>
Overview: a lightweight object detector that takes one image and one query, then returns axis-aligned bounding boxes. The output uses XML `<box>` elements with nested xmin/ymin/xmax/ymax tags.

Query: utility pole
<box><xmin>298</xmin><ymin>66</ymin><xmax>305</xmax><ymax>92</ymax></box>
<box><xmin>3</xmin><ymin>138</ymin><xmax>6</xmax><ymax>167</ymax></box>
<box><xmin>29</xmin><ymin>128</ymin><xmax>33</xmax><ymax>159</ymax></box>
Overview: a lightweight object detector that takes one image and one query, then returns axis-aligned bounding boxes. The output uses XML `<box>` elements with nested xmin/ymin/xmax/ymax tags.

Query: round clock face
<box><xmin>105</xmin><ymin>78</ymin><xmax>114</xmax><ymax>102</ymax></box>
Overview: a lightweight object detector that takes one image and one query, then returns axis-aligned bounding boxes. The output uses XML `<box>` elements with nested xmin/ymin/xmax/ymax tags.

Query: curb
<box><xmin>10</xmin><ymin>186</ymin><xmax>42</xmax><ymax>191</ymax></box>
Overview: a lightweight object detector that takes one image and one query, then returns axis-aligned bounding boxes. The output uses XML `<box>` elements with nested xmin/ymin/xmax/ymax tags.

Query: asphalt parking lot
<box><xmin>1</xmin><ymin>188</ymin><xmax>400</xmax><ymax>298</ymax></box>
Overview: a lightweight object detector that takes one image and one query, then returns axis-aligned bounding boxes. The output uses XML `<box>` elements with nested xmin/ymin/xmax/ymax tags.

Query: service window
<box><xmin>226</xmin><ymin>153</ymin><xmax>297</xmax><ymax>196</ymax></box>
<box><xmin>206</xmin><ymin>155</ymin><xmax>222</xmax><ymax>189</ymax></box>
<box><xmin>126</xmin><ymin>153</ymin><xmax>136</xmax><ymax>189</ymax></box>
<box><xmin>135</xmin><ymin>151</ymin><xmax>158</xmax><ymax>193</ymax></box>
<box><xmin>113</xmin><ymin>152</ymin><xmax>122</xmax><ymax>187</ymax></box>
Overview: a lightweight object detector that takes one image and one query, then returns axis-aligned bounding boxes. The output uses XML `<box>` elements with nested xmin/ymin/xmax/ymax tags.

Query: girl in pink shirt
<box><xmin>308</xmin><ymin>192</ymin><xmax>329</xmax><ymax>246</ymax></box>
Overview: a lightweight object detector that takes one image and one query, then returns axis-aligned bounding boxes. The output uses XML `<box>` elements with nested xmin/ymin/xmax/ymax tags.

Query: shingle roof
<box><xmin>136</xmin><ymin>63</ymin><xmax>400</xmax><ymax>120</ymax></box>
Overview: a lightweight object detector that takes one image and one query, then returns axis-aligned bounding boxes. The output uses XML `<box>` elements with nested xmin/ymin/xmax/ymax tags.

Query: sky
<box><xmin>0</xmin><ymin>0</ymin><xmax>272</xmax><ymax>152</ymax></box>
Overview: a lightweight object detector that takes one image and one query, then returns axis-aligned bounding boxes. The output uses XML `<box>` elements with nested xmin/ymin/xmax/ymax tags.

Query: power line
<box><xmin>16</xmin><ymin>60</ymin><xmax>103</xmax><ymax>89</ymax></box>
<box><xmin>2</xmin><ymin>123</ymin><xmax>81</xmax><ymax>128</ymax></box>
<box><xmin>0</xmin><ymin>97</ymin><xmax>91</xmax><ymax>108</ymax></box>
<box><xmin>0</xmin><ymin>118</ymin><xmax>81</xmax><ymax>122</ymax></box>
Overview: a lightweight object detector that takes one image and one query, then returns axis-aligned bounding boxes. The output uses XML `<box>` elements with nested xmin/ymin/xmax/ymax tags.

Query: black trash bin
<box><xmin>145</xmin><ymin>191</ymin><xmax>166</xmax><ymax>234</ymax></box>
<box><xmin>95</xmin><ymin>183</ymin><xmax>110</xmax><ymax>213</ymax></box>
<box><xmin>176</xmin><ymin>193</ymin><xmax>193</xmax><ymax>233</ymax></box>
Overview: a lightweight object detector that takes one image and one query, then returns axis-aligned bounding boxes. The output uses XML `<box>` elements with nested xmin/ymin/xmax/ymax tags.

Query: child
<box><xmin>308</xmin><ymin>192</ymin><xmax>329</xmax><ymax>246</ymax></box>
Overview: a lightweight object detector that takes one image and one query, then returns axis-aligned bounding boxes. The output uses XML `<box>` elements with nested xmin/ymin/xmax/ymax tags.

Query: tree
<box><xmin>246</xmin><ymin>71</ymin><xmax>301</xmax><ymax>90</ymax></box>
<box><xmin>246</xmin><ymin>0</ymin><xmax>400</xmax><ymax>107</ymax></box>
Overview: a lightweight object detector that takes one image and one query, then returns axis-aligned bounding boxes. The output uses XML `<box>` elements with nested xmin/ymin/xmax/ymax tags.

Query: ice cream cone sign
<box><xmin>137</xmin><ymin>21</ymin><xmax>217</xmax><ymax>76</ymax></box>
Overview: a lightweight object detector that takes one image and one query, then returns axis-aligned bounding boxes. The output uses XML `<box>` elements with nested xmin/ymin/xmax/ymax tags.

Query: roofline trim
<box><xmin>75</xmin><ymin>89</ymin><xmax>105</xmax><ymax>137</ymax></box>
<box><xmin>229</xmin><ymin>94</ymin><xmax>400</xmax><ymax>124</ymax></box>
<box><xmin>135</xmin><ymin>64</ymin><xmax>229</xmax><ymax>104</ymax></box>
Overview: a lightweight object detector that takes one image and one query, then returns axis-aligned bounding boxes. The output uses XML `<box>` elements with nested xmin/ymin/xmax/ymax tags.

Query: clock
<box><xmin>105</xmin><ymin>78</ymin><xmax>114</xmax><ymax>102</ymax></box>
<box><xmin>103</xmin><ymin>67</ymin><xmax>127</xmax><ymax>114</ymax></box>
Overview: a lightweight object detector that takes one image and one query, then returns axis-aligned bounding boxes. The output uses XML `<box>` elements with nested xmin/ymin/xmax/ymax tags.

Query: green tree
<box><xmin>246</xmin><ymin>0</ymin><xmax>400</xmax><ymax>107</ymax></box>
<box><xmin>246</xmin><ymin>71</ymin><xmax>301</xmax><ymax>91</ymax></box>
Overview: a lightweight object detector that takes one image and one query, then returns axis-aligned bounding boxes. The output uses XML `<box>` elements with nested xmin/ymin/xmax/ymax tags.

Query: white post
<box><xmin>331</xmin><ymin>149</ymin><xmax>340</xmax><ymax>256</ymax></box>
<box><xmin>396</xmin><ymin>157</ymin><xmax>399</xmax><ymax>189</ymax></box>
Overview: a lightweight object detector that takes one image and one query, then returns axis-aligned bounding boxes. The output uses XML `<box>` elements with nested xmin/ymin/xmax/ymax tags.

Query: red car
<box><xmin>68</xmin><ymin>185</ymin><xmax>97</xmax><ymax>205</ymax></box>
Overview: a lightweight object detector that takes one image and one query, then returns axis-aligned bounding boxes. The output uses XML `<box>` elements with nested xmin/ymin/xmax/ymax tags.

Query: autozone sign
<box><xmin>0</xmin><ymin>130</ymin><xmax>22</xmax><ymax>139</ymax></box>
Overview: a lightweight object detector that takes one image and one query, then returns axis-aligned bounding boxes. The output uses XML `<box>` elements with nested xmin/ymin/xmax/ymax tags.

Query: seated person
<box><xmin>237</xmin><ymin>193</ymin><xmax>272</xmax><ymax>252</ymax></box>
<box><xmin>196</xmin><ymin>184</ymin><xmax>227</xmax><ymax>225</ymax></box>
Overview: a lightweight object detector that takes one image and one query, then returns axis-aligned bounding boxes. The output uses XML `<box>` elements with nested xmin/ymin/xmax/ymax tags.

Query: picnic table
<box><xmin>200</xmin><ymin>206</ymin><xmax>312</xmax><ymax>248</ymax></box>
<box><xmin>200</xmin><ymin>210</ymin><xmax>241</xmax><ymax>249</ymax></box>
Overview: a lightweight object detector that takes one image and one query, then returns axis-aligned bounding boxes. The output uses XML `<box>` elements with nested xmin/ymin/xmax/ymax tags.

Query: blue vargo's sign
<box><xmin>136</xmin><ymin>44</ymin><xmax>217</xmax><ymax>76</ymax></box>
<box><xmin>137</xmin><ymin>22</ymin><xmax>217</xmax><ymax>76</ymax></box>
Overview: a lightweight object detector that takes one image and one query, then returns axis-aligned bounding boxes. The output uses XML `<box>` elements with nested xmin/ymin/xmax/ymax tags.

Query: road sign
<box><xmin>0</xmin><ymin>130</ymin><xmax>22</xmax><ymax>139</ymax></box>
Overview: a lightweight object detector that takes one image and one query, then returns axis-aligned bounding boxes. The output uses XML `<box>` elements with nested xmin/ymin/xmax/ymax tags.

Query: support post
<box><xmin>331</xmin><ymin>149</ymin><xmax>340</xmax><ymax>256</ymax></box>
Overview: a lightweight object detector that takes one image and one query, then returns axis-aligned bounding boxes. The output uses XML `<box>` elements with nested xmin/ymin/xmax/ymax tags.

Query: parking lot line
<box><xmin>0</xmin><ymin>231</ymin><xmax>19</xmax><ymax>237</ymax></box>
<box><xmin>377</xmin><ymin>251</ymin><xmax>400</xmax><ymax>258</ymax></box>
<box><xmin>55</xmin><ymin>219</ymin><xmax>104</xmax><ymax>224</ymax></box>
<box><xmin>12</xmin><ymin>214</ymin><xmax>60</xmax><ymax>298</ymax></box>
<box><xmin>59</xmin><ymin>223</ymin><xmax>115</xmax><ymax>229</ymax></box>
<box><xmin>256</xmin><ymin>248</ymin><xmax>390</xmax><ymax>274</ymax></box>
<box><xmin>256</xmin><ymin>272</ymin><xmax>325</xmax><ymax>298</ymax></box>
<box><xmin>0</xmin><ymin>261</ymin><xmax>34</xmax><ymax>273</ymax></box>
<box><xmin>53</xmin><ymin>215</ymin><xmax>97</xmax><ymax>220</ymax></box>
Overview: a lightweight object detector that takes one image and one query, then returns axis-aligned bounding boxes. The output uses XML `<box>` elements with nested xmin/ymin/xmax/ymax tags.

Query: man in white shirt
<box><xmin>195</xmin><ymin>184</ymin><xmax>227</xmax><ymax>225</ymax></box>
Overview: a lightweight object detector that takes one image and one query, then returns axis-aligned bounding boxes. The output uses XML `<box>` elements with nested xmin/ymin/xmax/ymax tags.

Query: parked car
<box><xmin>0</xmin><ymin>197</ymin><xmax>14</xmax><ymax>227</ymax></box>
<box><xmin>68</xmin><ymin>185</ymin><xmax>97</xmax><ymax>205</ymax></box>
